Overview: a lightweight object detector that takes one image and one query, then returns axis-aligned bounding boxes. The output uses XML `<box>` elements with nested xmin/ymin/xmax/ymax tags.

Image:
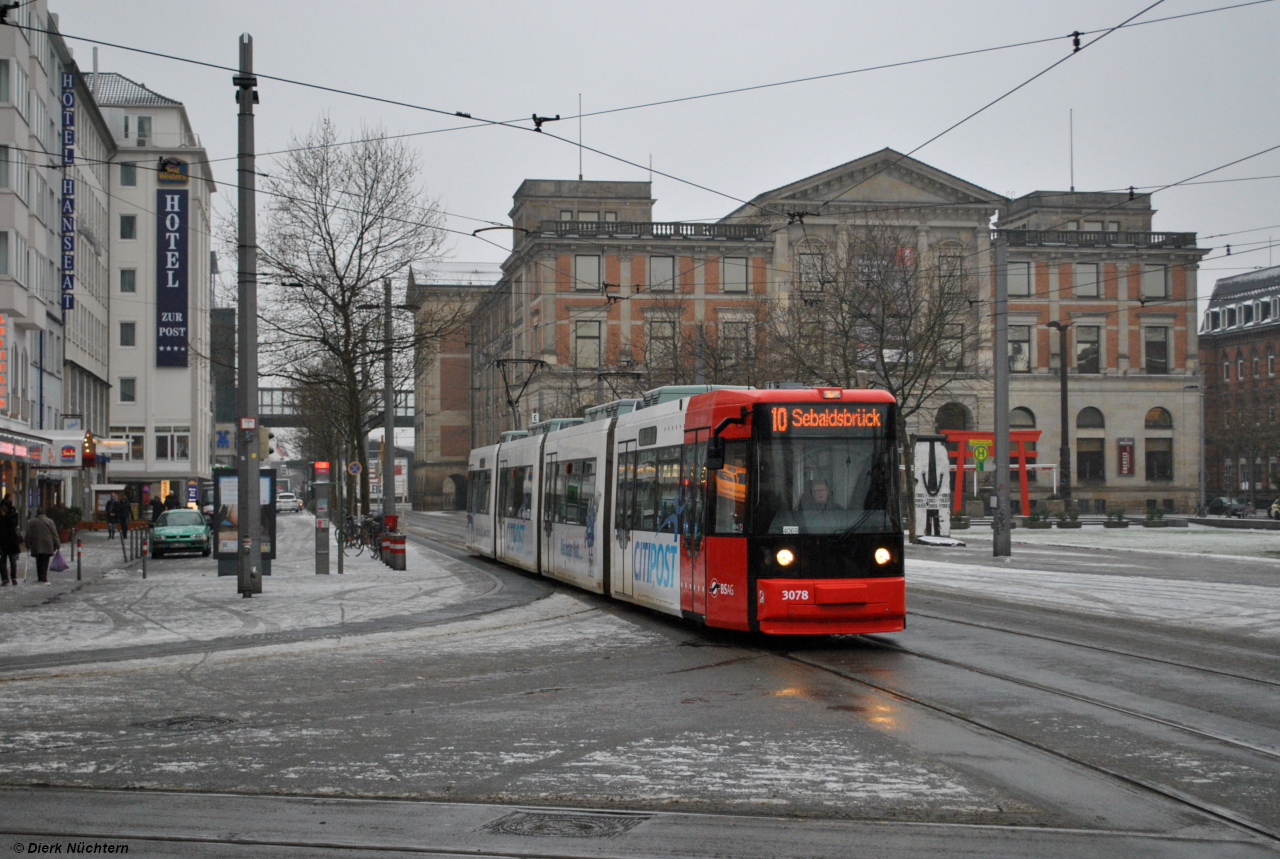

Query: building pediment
<box><xmin>725</xmin><ymin>148</ymin><xmax>1004</xmax><ymax>220</ymax></box>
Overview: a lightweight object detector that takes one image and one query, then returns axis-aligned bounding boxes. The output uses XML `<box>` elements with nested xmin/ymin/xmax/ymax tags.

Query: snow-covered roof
<box><xmin>84</xmin><ymin>72</ymin><xmax>181</xmax><ymax>107</ymax></box>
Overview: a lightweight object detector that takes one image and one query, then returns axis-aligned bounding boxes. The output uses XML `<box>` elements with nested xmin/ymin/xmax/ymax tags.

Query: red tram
<box><xmin>467</xmin><ymin>386</ymin><xmax>905</xmax><ymax>635</ymax></box>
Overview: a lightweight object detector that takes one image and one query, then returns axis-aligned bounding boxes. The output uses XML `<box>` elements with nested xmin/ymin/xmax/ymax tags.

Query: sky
<box><xmin>51</xmin><ymin>0</ymin><xmax>1280</xmax><ymax>296</ymax></box>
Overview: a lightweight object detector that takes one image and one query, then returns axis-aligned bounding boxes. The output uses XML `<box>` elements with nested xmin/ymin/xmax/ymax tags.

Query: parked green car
<box><xmin>152</xmin><ymin>509</ymin><xmax>212</xmax><ymax>558</ymax></box>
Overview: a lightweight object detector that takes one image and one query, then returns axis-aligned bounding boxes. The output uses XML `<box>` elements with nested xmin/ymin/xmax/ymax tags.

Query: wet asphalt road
<box><xmin>0</xmin><ymin>511</ymin><xmax>1276</xmax><ymax>857</ymax></box>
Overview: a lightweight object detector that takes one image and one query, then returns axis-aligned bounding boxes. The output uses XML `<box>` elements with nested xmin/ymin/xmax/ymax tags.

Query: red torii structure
<box><xmin>940</xmin><ymin>430</ymin><xmax>1042</xmax><ymax>516</ymax></box>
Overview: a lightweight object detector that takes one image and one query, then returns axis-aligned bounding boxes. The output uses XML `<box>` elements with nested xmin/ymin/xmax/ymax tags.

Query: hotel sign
<box><xmin>156</xmin><ymin>189</ymin><xmax>189</xmax><ymax>366</ymax></box>
<box><xmin>60</xmin><ymin>72</ymin><xmax>75</xmax><ymax>311</ymax></box>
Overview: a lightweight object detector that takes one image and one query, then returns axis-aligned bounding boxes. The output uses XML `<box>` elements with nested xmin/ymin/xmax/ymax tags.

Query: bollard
<box><xmin>386</xmin><ymin>533</ymin><xmax>406</xmax><ymax>571</ymax></box>
<box><xmin>142</xmin><ymin>533</ymin><xmax>148</xmax><ymax>579</ymax></box>
<box><xmin>76</xmin><ymin>538</ymin><xmax>82</xmax><ymax>581</ymax></box>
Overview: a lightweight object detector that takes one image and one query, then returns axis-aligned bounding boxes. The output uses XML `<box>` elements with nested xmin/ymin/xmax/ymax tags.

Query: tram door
<box><xmin>613</xmin><ymin>440</ymin><xmax>636</xmax><ymax>598</ymax></box>
<box><xmin>682</xmin><ymin>431</ymin><xmax>709</xmax><ymax>616</ymax></box>
<box><xmin>541</xmin><ymin>452</ymin><xmax>557</xmax><ymax>575</ymax></box>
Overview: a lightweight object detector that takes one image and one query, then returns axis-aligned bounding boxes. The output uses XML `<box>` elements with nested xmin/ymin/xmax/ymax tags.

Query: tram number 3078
<box><xmin>781</xmin><ymin>589</ymin><xmax>811</xmax><ymax>601</ymax></box>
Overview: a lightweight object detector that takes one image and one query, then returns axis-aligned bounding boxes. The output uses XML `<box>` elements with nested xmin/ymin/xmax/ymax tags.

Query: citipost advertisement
<box><xmin>213</xmin><ymin>468</ymin><xmax>277</xmax><ymax>559</ymax></box>
<box><xmin>913</xmin><ymin>435</ymin><xmax>951</xmax><ymax>538</ymax></box>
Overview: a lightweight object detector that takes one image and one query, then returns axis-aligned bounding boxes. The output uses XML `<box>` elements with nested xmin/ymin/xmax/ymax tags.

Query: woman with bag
<box><xmin>23</xmin><ymin>507</ymin><xmax>60</xmax><ymax>585</ymax></box>
<box><xmin>0</xmin><ymin>497</ymin><xmax>21</xmax><ymax>586</ymax></box>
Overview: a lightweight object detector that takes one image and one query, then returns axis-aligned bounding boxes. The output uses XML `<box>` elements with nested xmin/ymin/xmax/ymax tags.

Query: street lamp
<box><xmin>1046</xmin><ymin>320</ymin><xmax>1072</xmax><ymax>505</ymax></box>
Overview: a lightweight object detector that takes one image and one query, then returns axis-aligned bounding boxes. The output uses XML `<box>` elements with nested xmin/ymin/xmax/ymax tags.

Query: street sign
<box><xmin>968</xmin><ymin>439</ymin><xmax>992</xmax><ymax>471</ymax></box>
<box><xmin>239</xmin><ymin>417</ymin><xmax>257</xmax><ymax>430</ymax></box>
<box><xmin>348</xmin><ymin>462</ymin><xmax>362</xmax><ymax>476</ymax></box>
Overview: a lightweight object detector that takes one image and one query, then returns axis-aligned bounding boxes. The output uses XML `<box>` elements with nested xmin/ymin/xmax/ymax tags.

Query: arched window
<box><xmin>1010</xmin><ymin>407</ymin><xmax>1036</xmax><ymax>428</ymax></box>
<box><xmin>1223</xmin><ymin>356</ymin><xmax>1231</xmax><ymax>382</ymax></box>
<box><xmin>935</xmin><ymin>402</ymin><xmax>973</xmax><ymax>432</ymax></box>
<box><xmin>1252</xmin><ymin>350</ymin><xmax>1260</xmax><ymax>378</ymax></box>
<box><xmin>1269</xmin><ymin>347</ymin><xmax>1275</xmax><ymax>377</ymax></box>
<box><xmin>1237</xmin><ymin>350</ymin><xmax>1245</xmax><ymax>380</ymax></box>
<box><xmin>1144</xmin><ymin>407</ymin><xmax>1173</xmax><ymax>429</ymax></box>
<box><xmin>1077</xmin><ymin>407</ymin><xmax>1105</xmax><ymax>429</ymax></box>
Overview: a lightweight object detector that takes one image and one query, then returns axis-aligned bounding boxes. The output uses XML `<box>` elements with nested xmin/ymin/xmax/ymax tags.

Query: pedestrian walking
<box><xmin>23</xmin><ymin>507</ymin><xmax>60</xmax><ymax>585</ymax></box>
<box><xmin>165</xmin><ymin>493</ymin><xmax>180</xmax><ymax>511</ymax></box>
<box><xmin>149</xmin><ymin>495</ymin><xmax>165</xmax><ymax>523</ymax></box>
<box><xmin>116</xmin><ymin>497</ymin><xmax>133</xmax><ymax>538</ymax></box>
<box><xmin>105</xmin><ymin>494</ymin><xmax>120</xmax><ymax>540</ymax></box>
<box><xmin>0</xmin><ymin>497</ymin><xmax>21</xmax><ymax>586</ymax></box>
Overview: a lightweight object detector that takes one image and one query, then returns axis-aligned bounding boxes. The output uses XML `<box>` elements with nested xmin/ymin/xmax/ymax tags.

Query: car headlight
<box><xmin>776</xmin><ymin>548</ymin><xmax>795</xmax><ymax>566</ymax></box>
<box><xmin>874</xmin><ymin>547</ymin><xmax>892</xmax><ymax>565</ymax></box>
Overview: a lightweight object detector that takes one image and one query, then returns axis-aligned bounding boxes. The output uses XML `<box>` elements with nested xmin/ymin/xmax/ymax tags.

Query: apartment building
<box><xmin>1199</xmin><ymin>265</ymin><xmax>1280</xmax><ymax>499</ymax></box>
<box><xmin>87</xmin><ymin>71</ymin><xmax>215</xmax><ymax>511</ymax></box>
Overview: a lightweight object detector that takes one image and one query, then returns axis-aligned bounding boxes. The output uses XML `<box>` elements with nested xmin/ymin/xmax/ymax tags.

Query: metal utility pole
<box><xmin>992</xmin><ymin>238</ymin><xmax>1011</xmax><ymax>557</ymax></box>
<box><xmin>382</xmin><ymin>278</ymin><xmax>396</xmax><ymax>521</ymax></box>
<box><xmin>234</xmin><ymin>34</ymin><xmax>262</xmax><ymax>595</ymax></box>
<box><xmin>1047</xmin><ymin>320</ymin><xmax>1073</xmax><ymax>505</ymax></box>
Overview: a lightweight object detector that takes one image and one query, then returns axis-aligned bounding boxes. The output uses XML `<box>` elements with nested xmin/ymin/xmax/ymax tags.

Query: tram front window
<box><xmin>754</xmin><ymin>436</ymin><xmax>898</xmax><ymax>535</ymax></box>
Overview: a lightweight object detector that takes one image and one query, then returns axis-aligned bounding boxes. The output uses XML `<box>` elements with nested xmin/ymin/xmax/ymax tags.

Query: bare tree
<box><xmin>253</xmin><ymin>118</ymin><xmax>466</xmax><ymax>513</ymax></box>
<box><xmin>762</xmin><ymin>222</ymin><xmax>981</xmax><ymax>540</ymax></box>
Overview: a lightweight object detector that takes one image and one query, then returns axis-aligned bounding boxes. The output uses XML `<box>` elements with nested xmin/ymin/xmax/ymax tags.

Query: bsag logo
<box><xmin>708</xmin><ymin>579</ymin><xmax>734</xmax><ymax>597</ymax></box>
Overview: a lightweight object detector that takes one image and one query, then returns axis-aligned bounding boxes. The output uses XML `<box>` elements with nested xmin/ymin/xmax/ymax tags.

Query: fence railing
<box><xmin>538</xmin><ymin>221</ymin><xmax>769</xmax><ymax>240</ymax></box>
<box><xmin>993</xmin><ymin>229</ymin><xmax>1198</xmax><ymax>249</ymax></box>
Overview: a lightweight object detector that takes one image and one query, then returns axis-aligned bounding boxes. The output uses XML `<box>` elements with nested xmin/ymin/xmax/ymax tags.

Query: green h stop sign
<box><xmin>969</xmin><ymin>440</ymin><xmax>992</xmax><ymax>471</ymax></box>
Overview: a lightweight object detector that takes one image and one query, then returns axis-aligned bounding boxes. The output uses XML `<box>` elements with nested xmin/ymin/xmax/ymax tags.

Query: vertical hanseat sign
<box><xmin>60</xmin><ymin>72</ymin><xmax>75</xmax><ymax>311</ymax></box>
<box><xmin>156</xmin><ymin>184</ymin><xmax>189</xmax><ymax>366</ymax></box>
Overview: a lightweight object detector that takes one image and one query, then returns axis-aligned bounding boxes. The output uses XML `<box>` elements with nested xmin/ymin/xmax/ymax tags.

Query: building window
<box><xmin>1242</xmin><ymin>303</ymin><xmax>1254</xmax><ymax>325</ymax></box>
<box><xmin>109</xmin><ymin>426</ymin><xmax>145</xmax><ymax>461</ymax></box>
<box><xmin>120</xmin><ymin>162</ymin><xmax>137</xmax><ymax>187</ymax></box>
<box><xmin>603</xmin><ymin>211</ymin><xmax>617</xmax><ymax>222</ymax></box>
<box><xmin>1008</xmin><ymin>325</ymin><xmax>1031</xmax><ymax>372</ymax></box>
<box><xmin>559</xmin><ymin>210</ymin><xmax>573</xmax><ymax>221</ymax></box>
<box><xmin>721</xmin><ymin>321</ymin><xmax>753</xmax><ymax>364</ymax></box>
<box><xmin>1260</xmin><ymin>300</ymin><xmax>1271</xmax><ymax>323</ymax></box>
<box><xmin>1008</xmin><ymin>261</ymin><xmax>1031</xmax><ymax>297</ymax></box>
<box><xmin>1143</xmin><ymin>327</ymin><xmax>1168</xmax><ymax>374</ymax></box>
<box><xmin>1145</xmin><ymin>438</ymin><xmax>1173</xmax><ymax>481</ymax></box>
<box><xmin>1237</xmin><ymin>351</ymin><xmax>1244</xmax><ymax>380</ymax></box>
<box><xmin>135</xmin><ymin>115</ymin><xmax>152</xmax><ymax>146</ymax></box>
<box><xmin>649</xmin><ymin>256</ymin><xmax>675</xmax><ymax>291</ymax></box>
<box><xmin>155</xmin><ymin>426</ymin><xmax>191</xmax><ymax>461</ymax></box>
<box><xmin>941</xmin><ymin>323</ymin><xmax>964</xmax><ymax>370</ymax></box>
<box><xmin>1223</xmin><ymin>357</ymin><xmax>1230</xmax><ymax>382</ymax></box>
<box><xmin>119</xmin><ymin>269</ymin><xmax>136</xmax><ymax>293</ymax></box>
<box><xmin>120</xmin><ymin>214</ymin><xmax>137</xmax><ymax>240</ymax></box>
<box><xmin>1142</xmin><ymin>265</ymin><xmax>1168</xmax><ymax>299</ymax></box>
<box><xmin>1208</xmin><ymin>309</ymin><xmax>1220</xmax><ymax>330</ymax></box>
<box><xmin>1144</xmin><ymin>407</ymin><xmax>1173</xmax><ymax>429</ymax></box>
<box><xmin>573</xmin><ymin>255</ymin><xmax>599</xmax><ymax>291</ymax></box>
<box><xmin>0</xmin><ymin>59</ymin><xmax>8</xmax><ymax>103</ymax></box>
<box><xmin>0</xmin><ymin>145</ymin><xmax>8</xmax><ymax>188</ymax></box>
<box><xmin>0</xmin><ymin>231</ymin><xmax>7</xmax><ymax>275</ymax></box>
<box><xmin>723</xmin><ymin>257</ymin><xmax>748</xmax><ymax>293</ymax></box>
<box><xmin>796</xmin><ymin>252</ymin><xmax>824</xmax><ymax>291</ymax></box>
<box><xmin>577</xmin><ymin>211</ymin><xmax>598</xmax><ymax>222</ymax></box>
<box><xmin>1078</xmin><ymin>438</ymin><xmax>1105</xmax><ymax>483</ymax></box>
<box><xmin>1226</xmin><ymin>306</ymin><xmax>1237</xmax><ymax>327</ymax></box>
<box><xmin>1074</xmin><ymin>262</ymin><xmax>1099</xmax><ymax>298</ymax></box>
<box><xmin>1253</xmin><ymin>352</ymin><xmax>1260</xmax><ymax>378</ymax></box>
<box><xmin>574</xmin><ymin>320</ymin><xmax>600</xmax><ymax>368</ymax></box>
<box><xmin>647</xmin><ymin>320</ymin><xmax>677</xmax><ymax>370</ymax></box>
<box><xmin>119</xmin><ymin>321</ymin><xmax>136</xmax><ymax>347</ymax></box>
<box><xmin>118</xmin><ymin>377</ymin><xmax>136</xmax><ymax>403</ymax></box>
<box><xmin>1269</xmin><ymin>349</ymin><xmax>1275</xmax><ymax>377</ymax></box>
<box><xmin>1075</xmin><ymin>325</ymin><xmax>1100</xmax><ymax>373</ymax></box>
<box><xmin>1077</xmin><ymin>407</ymin><xmax>1105</xmax><ymax>429</ymax></box>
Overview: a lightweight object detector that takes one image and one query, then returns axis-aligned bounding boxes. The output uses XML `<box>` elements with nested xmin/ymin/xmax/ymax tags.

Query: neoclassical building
<box><xmin>455</xmin><ymin>149</ymin><xmax>1207</xmax><ymax>513</ymax></box>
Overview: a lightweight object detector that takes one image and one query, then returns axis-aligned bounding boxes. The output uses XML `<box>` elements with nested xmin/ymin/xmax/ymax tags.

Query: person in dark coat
<box><xmin>165</xmin><ymin>493</ymin><xmax>180</xmax><ymax>511</ymax></box>
<box><xmin>0</xmin><ymin>497</ymin><xmax>21</xmax><ymax>585</ymax></box>
<box><xmin>149</xmin><ymin>496</ymin><xmax>165</xmax><ymax>523</ymax></box>
<box><xmin>115</xmin><ymin>497</ymin><xmax>133</xmax><ymax>537</ymax></box>
<box><xmin>105</xmin><ymin>494</ymin><xmax>120</xmax><ymax>540</ymax></box>
<box><xmin>23</xmin><ymin>507</ymin><xmax>60</xmax><ymax>585</ymax></box>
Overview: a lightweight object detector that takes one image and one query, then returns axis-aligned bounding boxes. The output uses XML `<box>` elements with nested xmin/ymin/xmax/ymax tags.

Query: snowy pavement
<box><xmin>959</xmin><ymin>522</ymin><xmax>1280</xmax><ymax>560</ymax></box>
<box><xmin>907</xmin><ymin>557</ymin><xmax>1280</xmax><ymax>640</ymax></box>
<box><xmin>0</xmin><ymin>513</ymin><xmax>493</xmax><ymax>659</ymax></box>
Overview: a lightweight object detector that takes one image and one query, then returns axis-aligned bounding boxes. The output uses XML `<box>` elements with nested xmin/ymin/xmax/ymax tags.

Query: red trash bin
<box><xmin>383</xmin><ymin>514</ymin><xmax>399</xmax><ymax>532</ymax></box>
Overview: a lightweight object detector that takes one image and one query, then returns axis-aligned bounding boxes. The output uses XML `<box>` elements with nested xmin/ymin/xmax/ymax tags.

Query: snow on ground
<box><xmin>0</xmin><ymin>513</ymin><xmax>488</xmax><ymax>658</ymax></box>
<box><xmin>907</xmin><ymin>558</ymin><xmax>1280</xmax><ymax>639</ymax></box>
<box><xmin>960</xmin><ymin>523</ymin><xmax>1280</xmax><ymax>561</ymax></box>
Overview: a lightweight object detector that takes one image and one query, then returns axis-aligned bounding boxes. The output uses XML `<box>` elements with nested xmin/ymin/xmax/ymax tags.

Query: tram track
<box><xmin>781</xmin><ymin>650</ymin><xmax>1280</xmax><ymax>845</ymax></box>
<box><xmin>907</xmin><ymin>607</ymin><xmax>1280</xmax><ymax>689</ymax></box>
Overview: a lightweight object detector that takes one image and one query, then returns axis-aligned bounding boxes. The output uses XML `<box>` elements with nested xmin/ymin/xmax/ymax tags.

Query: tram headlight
<box><xmin>874</xmin><ymin>547</ymin><xmax>892</xmax><ymax>565</ymax></box>
<box><xmin>776</xmin><ymin>548</ymin><xmax>795</xmax><ymax>567</ymax></box>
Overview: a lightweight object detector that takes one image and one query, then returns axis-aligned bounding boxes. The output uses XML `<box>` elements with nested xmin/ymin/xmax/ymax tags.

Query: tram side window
<box><xmin>656</xmin><ymin>446</ymin><xmax>682</xmax><ymax>533</ymax></box>
<box><xmin>635</xmin><ymin>449</ymin><xmax>658</xmax><ymax>531</ymax></box>
<box><xmin>615</xmin><ymin>451</ymin><xmax>636</xmax><ymax>530</ymax></box>
<box><xmin>467</xmin><ymin>469</ymin><xmax>491</xmax><ymax>515</ymax></box>
<box><xmin>712</xmin><ymin>440</ymin><xmax>749</xmax><ymax>534</ymax></box>
<box><xmin>498</xmin><ymin>466</ymin><xmax>533</xmax><ymax>520</ymax></box>
<box><xmin>554</xmin><ymin>459</ymin><xmax>594</xmax><ymax>526</ymax></box>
